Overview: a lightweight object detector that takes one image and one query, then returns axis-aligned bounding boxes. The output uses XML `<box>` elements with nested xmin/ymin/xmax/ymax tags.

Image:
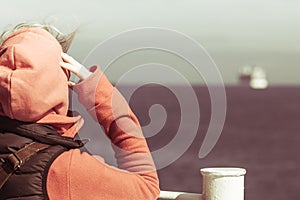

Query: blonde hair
<box><xmin>0</xmin><ymin>22</ymin><xmax>76</xmax><ymax>52</ymax></box>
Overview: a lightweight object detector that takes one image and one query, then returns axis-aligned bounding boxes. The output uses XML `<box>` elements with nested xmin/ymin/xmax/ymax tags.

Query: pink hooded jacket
<box><xmin>0</xmin><ymin>28</ymin><xmax>159</xmax><ymax>199</ymax></box>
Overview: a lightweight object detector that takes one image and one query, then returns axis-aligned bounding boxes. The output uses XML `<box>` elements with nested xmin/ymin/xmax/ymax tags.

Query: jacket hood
<box><xmin>0</xmin><ymin>28</ymin><xmax>82</xmax><ymax>137</ymax></box>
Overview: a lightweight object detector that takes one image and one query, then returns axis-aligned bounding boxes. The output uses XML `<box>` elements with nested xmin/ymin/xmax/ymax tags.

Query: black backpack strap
<box><xmin>0</xmin><ymin>116</ymin><xmax>86</xmax><ymax>148</ymax></box>
<box><xmin>0</xmin><ymin>141</ymin><xmax>50</xmax><ymax>189</ymax></box>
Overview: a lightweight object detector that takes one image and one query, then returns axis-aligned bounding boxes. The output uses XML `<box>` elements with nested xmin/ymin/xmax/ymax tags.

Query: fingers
<box><xmin>60</xmin><ymin>52</ymin><xmax>92</xmax><ymax>81</ymax></box>
<box><xmin>61</xmin><ymin>52</ymin><xmax>80</xmax><ymax>66</ymax></box>
<box><xmin>59</xmin><ymin>61</ymin><xmax>71</xmax><ymax>70</ymax></box>
<box><xmin>60</xmin><ymin>60</ymin><xmax>86</xmax><ymax>81</ymax></box>
<box><xmin>59</xmin><ymin>61</ymin><xmax>77</xmax><ymax>74</ymax></box>
<box><xmin>60</xmin><ymin>52</ymin><xmax>83</xmax><ymax>74</ymax></box>
<box><xmin>67</xmin><ymin>81</ymin><xmax>76</xmax><ymax>87</ymax></box>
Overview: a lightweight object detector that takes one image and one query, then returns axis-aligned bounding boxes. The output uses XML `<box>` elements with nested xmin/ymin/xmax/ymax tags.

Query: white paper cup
<box><xmin>200</xmin><ymin>167</ymin><xmax>246</xmax><ymax>200</ymax></box>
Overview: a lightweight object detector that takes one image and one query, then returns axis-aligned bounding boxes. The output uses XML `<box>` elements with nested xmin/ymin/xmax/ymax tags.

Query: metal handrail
<box><xmin>158</xmin><ymin>191</ymin><xmax>203</xmax><ymax>200</ymax></box>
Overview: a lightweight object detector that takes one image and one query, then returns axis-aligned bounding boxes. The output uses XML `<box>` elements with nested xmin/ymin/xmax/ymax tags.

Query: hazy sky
<box><xmin>1</xmin><ymin>0</ymin><xmax>300</xmax><ymax>84</ymax></box>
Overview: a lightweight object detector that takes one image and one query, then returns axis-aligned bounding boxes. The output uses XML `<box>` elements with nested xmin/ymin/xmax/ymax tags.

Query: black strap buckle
<box><xmin>5</xmin><ymin>152</ymin><xmax>22</xmax><ymax>171</ymax></box>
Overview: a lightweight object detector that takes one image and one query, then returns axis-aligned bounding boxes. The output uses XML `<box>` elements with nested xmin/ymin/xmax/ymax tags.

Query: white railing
<box><xmin>158</xmin><ymin>191</ymin><xmax>203</xmax><ymax>200</ymax></box>
<box><xmin>158</xmin><ymin>167</ymin><xmax>246</xmax><ymax>200</ymax></box>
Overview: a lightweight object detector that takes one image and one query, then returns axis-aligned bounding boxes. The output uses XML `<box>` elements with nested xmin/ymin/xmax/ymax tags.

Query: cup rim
<box><xmin>200</xmin><ymin>167</ymin><xmax>246</xmax><ymax>176</ymax></box>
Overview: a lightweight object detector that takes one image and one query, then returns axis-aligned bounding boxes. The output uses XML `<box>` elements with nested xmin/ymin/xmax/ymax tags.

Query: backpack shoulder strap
<box><xmin>0</xmin><ymin>116</ymin><xmax>86</xmax><ymax>148</ymax></box>
<box><xmin>0</xmin><ymin>141</ymin><xmax>50</xmax><ymax>189</ymax></box>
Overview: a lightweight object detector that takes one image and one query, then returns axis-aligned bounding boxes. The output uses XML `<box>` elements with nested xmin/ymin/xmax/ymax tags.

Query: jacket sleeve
<box><xmin>69</xmin><ymin>65</ymin><xmax>160</xmax><ymax>199</ymax></box>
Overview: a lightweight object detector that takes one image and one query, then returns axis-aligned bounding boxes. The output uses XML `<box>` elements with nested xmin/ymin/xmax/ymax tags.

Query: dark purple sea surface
<box><xmin>77</xmin><ymin>85</ymin><xmax>300</xmax><ymax>200</ymax></box>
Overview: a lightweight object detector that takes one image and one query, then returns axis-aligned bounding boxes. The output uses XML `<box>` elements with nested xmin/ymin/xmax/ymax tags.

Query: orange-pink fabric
<box><xmin>0</xmin><ymin>28</ymin><xmax>82</xmax><ymax>136</ymax></box>
<box><xmin>47</xmin><ymin>66</ymin><xmax>159</xmax><ymax>200</ymax></box>
<box><xmin>0</xmin><ymin>28</ymin><xmax>159</xmax><ymax>199</ymax></box>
